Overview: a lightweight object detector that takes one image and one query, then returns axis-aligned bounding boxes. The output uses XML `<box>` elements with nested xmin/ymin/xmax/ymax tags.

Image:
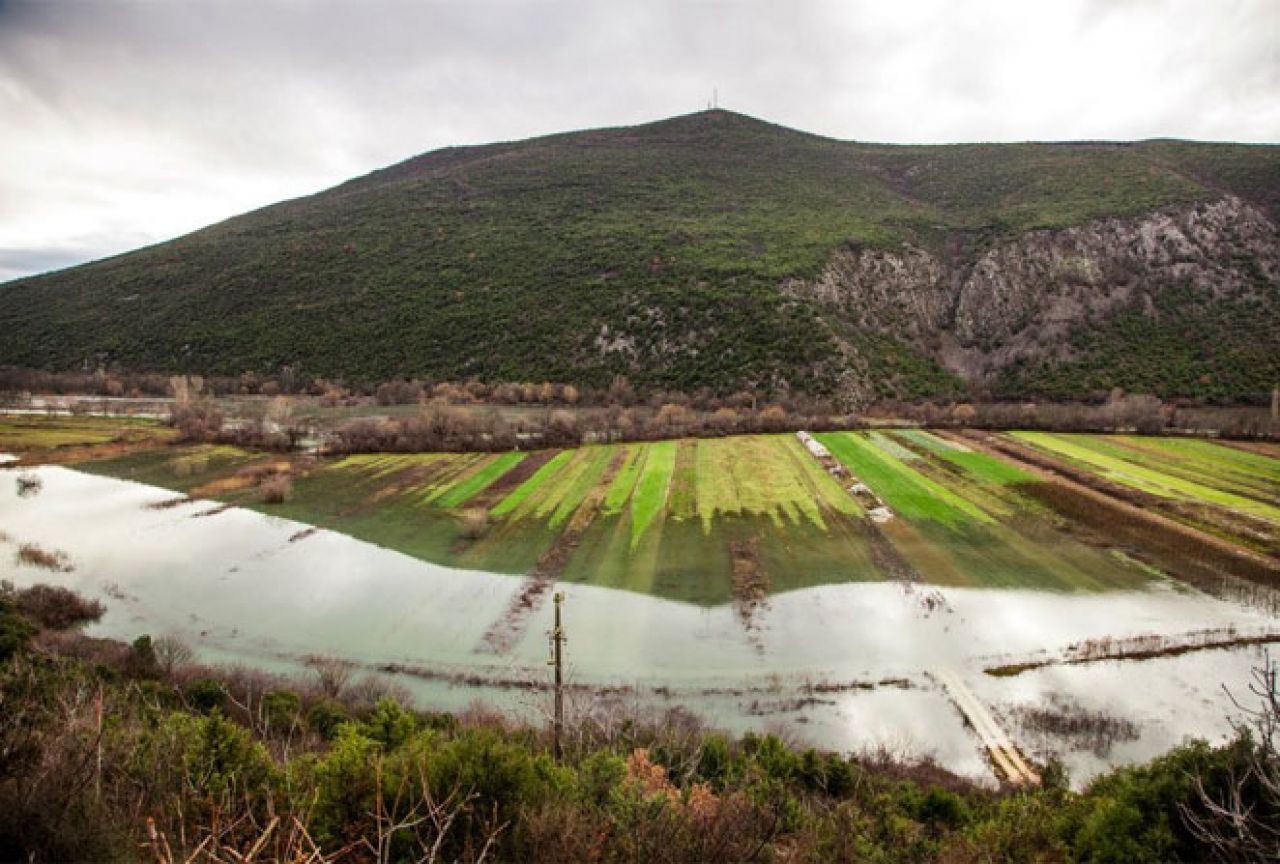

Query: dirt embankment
<box><xmin>986</xmin><ymin>628</ymin><xmax>1280</xmax><ymax>677</ymax></box>
<box><xmin>729</xmin><ymin>537</ymin><xmax>770</xmax><ymax>639</ymax></box>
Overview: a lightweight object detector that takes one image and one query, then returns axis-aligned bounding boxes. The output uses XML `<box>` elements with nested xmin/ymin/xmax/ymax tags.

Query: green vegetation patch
<box><xmin>816</xmin><ymin>432</ymin><xmax>990</xmax><ymax>527</ymax></box>
<box><xmin>601</xmin><ymin>446</ymin><xmax>644</xmax><ymax>516</ymax></box>
<box><xmin>68</xmin><ymin>429</ymin><xmax>1190</xmax><ymax>599</ymax></box>
<box><xmin>694</xmin><ymin>436</ymin><xmax>831</xmax><ymax>532</ymax></box>
<box><xmin>1012</xmin><ymin>432</ymin><xmax>1280</xmax><ymax>525</ymax></box>
<box><xmin>491</xmin><ymin>451</ymin><xmax>574</xmax><ymax>516</ymax></box>
<box><xmin>432</xmin><ymin>452</ymin><xmax>527</xmax><ymax>509</ymax></box>
<box><xmin>629</xmin><ymin>441</ymin><xmax>675</xmax><ymax>548</ymax></box>
<box><xmin>0</xmin><ymin>415</ymin><xmax>174</xmax><ymax>454</ymax></box>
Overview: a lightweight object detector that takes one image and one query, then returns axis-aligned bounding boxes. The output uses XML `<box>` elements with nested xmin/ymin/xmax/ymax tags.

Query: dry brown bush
<box><xmin>307</xmin><ymin>656</ymin><xmax>356</xmax><ymax>699</ymax></box>
<box><xmin>458</xmin><ymin>508</ymin><xmax>491</xmax><ymax>540</ymax></box>
<box><xmin>260</xmin><ymin>475</ymin><xmax>291</xmax><ymax>504</ymax></box>
<box><xmin>15</xmin><ymin>544</ymin><xmax>73</xmax><ymax>572</ymax></box>
<box><xmin>9</xmin><ymin>583</ymin><xmax>103</xmax><ymax>629</ymax></box>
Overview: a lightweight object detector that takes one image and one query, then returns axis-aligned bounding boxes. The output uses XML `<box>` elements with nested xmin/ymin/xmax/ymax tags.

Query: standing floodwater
<box><xmin>2</xmin><ymin>461</ymin><xmax>1277</xmax><ymax>786</ymax></box>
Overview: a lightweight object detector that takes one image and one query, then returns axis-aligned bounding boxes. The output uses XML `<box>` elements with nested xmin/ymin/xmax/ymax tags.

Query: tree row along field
<box><xmin>42</xmin><ymin>424</ymin><xmax>1277</xmax><ymax>606</ymax></box>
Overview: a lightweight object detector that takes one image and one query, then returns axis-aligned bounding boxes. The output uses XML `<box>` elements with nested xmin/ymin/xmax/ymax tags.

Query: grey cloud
<box><xmin>0</xmin><ymin>0</ymin><xmax>1276</xmax><ymax>282</ymax></box>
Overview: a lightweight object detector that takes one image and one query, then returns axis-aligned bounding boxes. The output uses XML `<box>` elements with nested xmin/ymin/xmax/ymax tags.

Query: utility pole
<box><xmin>548</xmin><ymin>592</ymin><xmax>565</xmax><ymax>762</ymax></box>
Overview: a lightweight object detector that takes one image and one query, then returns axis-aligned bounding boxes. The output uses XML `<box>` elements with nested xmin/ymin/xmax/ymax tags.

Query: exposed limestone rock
<box><xmin>787</xmin><ymin>196</ymin><xmax>1279</xmax><ymax>390</ymax></box>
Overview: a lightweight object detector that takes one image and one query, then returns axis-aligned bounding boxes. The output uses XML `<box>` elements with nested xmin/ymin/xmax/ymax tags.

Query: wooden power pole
<box><xmin>549</xmin><ymin>592</ymin><xmax>566</xmax><ymax>761</ymax></box>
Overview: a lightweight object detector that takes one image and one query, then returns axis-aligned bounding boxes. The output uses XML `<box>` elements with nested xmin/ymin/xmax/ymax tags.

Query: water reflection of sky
<box><xmin>3</xmin><ymin>462</ymin><xmax>1275</xmax><ymax>787</ymax></box>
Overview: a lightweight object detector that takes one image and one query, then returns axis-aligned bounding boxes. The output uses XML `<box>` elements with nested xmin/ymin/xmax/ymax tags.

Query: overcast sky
<box><xmin>1</xmin><ymin>0</ymin><xmax>1276</xmax><ymax>282</ymax></box>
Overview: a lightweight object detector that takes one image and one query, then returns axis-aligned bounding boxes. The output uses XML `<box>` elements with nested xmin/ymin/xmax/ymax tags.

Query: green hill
<box><xmin>2</xmin><ymin>110</ymin><xmax>1277</xmax><ymax>403</ymax></box>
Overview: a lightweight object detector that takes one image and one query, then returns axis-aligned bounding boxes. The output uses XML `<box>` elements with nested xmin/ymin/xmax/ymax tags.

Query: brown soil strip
<box><xmin>954</xmin><ymin>431</ymin><xmax>1280</xmax><ymax>597</ymax></box>
<box><xmin>15</xmin><ymin>437</ymin><xmax>168</xmax><ymax>467</ymax></box>
<box><xmin>188</xmin><ymin>460</ymin><xmax>292</xmax><ymax>498</ymax></box>
<box><xmin>730</xmin><ymin>536</ymin><xmax>770</xmax><ymax>640</ymax></box>
<box><xmin>469</xmin><ymin>449</ymin><xmax>559</xmax><ymax>509</ymax></box>
<box><xmin>363</xmin><ymin>458</ymin><xmax>457</xmax><ymax>506</ymax></box>
<box><xmin>476</xmin><ymin>449</ymin><xmax>627</xmax><ymax>655</ymax></box>
<box><xmin>1216</xmin><ymin>439</ymin><xmax>1280</xmax><ymax>460</ymax></box>
<box><xmin>1161</xmin><ymin>498</ymin><xmax>1280</xmax><ymax>558</ymax></box>
<box><xmin>288</xmin><ymin>527</ymin><xmax>319</xmax><ymax>543</ymax></box>
<box><xmin>863</xmin><ymin>518</ymin><xmax>924</xmax><ymax>583</ymax></box>
<box><xmin>986</xmin><ymin>631</ymin><xmax>1280</xmax><ymax>677</ymax></box>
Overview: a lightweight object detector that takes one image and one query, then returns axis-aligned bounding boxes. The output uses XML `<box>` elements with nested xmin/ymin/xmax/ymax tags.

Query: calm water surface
<box><xmin>2</xmin><ymin>461</ymin><xmax>1275</xmax><ymax>785</ymax></box>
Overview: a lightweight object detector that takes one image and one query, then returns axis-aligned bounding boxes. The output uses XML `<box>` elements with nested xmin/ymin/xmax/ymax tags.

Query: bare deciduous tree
<box><xmin>307</xmin><ymin>657</ymin><xmax>356</xmax><ymax>699</ymax></box>
<box><xmin>152</xmin><ymin>636</ymin><xmax>194</xmax><ymax>678</ymax></box>
<box><xmin>1183</xmin><ymin>655</ymin><xmax>1280</xmax><ymax>863</ymax></box>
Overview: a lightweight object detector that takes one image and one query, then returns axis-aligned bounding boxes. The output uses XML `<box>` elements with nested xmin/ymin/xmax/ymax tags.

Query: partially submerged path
<box><xmin>933</xmin><ymin>666</ymin><xmax>1040</xmax><ymax>786</ymax></box>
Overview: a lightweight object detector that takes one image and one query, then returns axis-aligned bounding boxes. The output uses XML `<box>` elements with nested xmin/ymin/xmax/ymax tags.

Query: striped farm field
<box><xmin>1007</xmin><ymin>431</ymin><xmax>1280</xmax><ymax>556</ymax></box>
<box><xmin>64</xmin><ymin>428</ymin><xmax>1204</xmax><ymax>602</ymax></box>
<box><xmin>815</xmin><ymin>430</ymin><xmax>1149</xmax><ymax>590</ymax></box>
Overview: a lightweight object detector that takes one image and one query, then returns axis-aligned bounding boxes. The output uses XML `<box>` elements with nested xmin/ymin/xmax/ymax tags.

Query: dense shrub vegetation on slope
<box><xmin>2</xmin><ymin>587</ymin><xmax>1278</xmax><ymax>863</ymax></box>
<box><xmin>1</xmin><ymin>110</ymin><xmax>1277</xmax><ymax>402</ymax></box>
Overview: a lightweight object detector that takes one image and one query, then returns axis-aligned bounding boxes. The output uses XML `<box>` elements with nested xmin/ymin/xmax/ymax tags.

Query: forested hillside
<box><xmin>2</xmin><ymin>111</ymin><xmax>1276</xmax><ymax>404</ymax></box>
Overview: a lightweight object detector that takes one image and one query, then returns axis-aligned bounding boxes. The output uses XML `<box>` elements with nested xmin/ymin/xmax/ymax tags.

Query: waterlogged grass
<box><xmin>492</xmin><ymin>451</ymin><xmax>574</xmax><ymax>516</ymax></box>
<box><xmin>892</xmin><ymin>431</ymin><xmax>1033</xmax><ymax>488</ymax></box>
<box><xmin>1012</xmin><ymin>432</ymin><xmax>1280</xmax><ymax>525</ymax></box>
<box><xmin>668</xmin><ymin>440</ymin><xmax>698</xmax><ymax>521</ymax></box>
<box><xmin>816</xmin><ymin>432</ymin><xmax>990</xmax><ymax>527</ymax></box>
<box><xmin>432</xmin><ymin>452</ymin><xmax>526</xmax><ymax>509</ymax></box>
<box><xmin>602</xmin><ymin>446</ymin><xmax>644</xmax><ymax>515</ymax></box>
<box><xmin>630</xmin><ymin>441</ymin><xmax>675</xmax><ymax>547</ymax></box>
<box><xmin>76</xmin><ymin>444</ymin><xmax>269</xmax><ymax>495</ymax></box>
<box><xmin>694</xmin><ymin>436</ymin><xmax>832</xmax><ymax>531</ymax></box>
<box><xmin>0</xmin><ymin>415</ymin><xmax>174</xmax><ymax>455</ymax></box>
<box><xmin>70</xmin><ymin>429</ymin><xmax>1202</xmax><ymax>602</ymax></box>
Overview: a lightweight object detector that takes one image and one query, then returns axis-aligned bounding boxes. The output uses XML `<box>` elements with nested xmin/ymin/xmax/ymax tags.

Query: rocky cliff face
<box><xmin>788</xmin><ymin>196</ymin><xmax>1279</xmax><ymax>401</ymax></box>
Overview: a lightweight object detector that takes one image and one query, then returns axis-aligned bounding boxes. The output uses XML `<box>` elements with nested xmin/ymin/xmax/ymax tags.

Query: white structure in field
<box><xmin>796</xmin><ymin>430</ymin><xmax>830</xmax><ymax>460</ymax></box>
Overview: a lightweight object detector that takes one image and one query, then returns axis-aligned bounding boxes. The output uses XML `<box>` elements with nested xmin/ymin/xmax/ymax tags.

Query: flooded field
<box><xmin>3</xmin><ymin>454</ymin><xmax>1278</xmax><ymax>786</ymax></box>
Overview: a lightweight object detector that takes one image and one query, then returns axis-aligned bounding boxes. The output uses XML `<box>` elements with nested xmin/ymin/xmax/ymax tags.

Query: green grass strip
<box><xmin>1096</xmin><ymin>435</ymin><xmax>1280</xmax><ymax>500</ymax></box>
<box><xmin>548</xmin><ymin>447</ymin><xmax>615</xmax><ymax>528</ymax></box>
<box><xmin>937</xmin><ymin>450</ymin><xmax>1035</xmax><ymax>487</ymax></box>
<box><xmin>631</xmin><ymin>441</ymin><xmax>676</xmax><ymax>548</ymax></box>
<box><xmin>667</xmin><ymin>440</ymin><xmax>698</xmax><ymax>521</ymax></box>
<box><xmin>530</xmin><ymin>449</ymin><xmax>604</xmax><ymax>522</ymax></box>
<box><xmin>602</xmin><ymin>446</ymin><xmax>644</xmax><ymax>515</ymax></box>
<box><xmin>816</xmin><ymin>432</ymin><xmax>991</xmax><ymax>527</ymax></box>
<box><xmin>780</xmin><ymin>435</ymin><xmax>862</xmax><ymax>517</ymax></box>
<box><xmin>1012</xmin><ymin>432</ymin><xmax>1280</xmax><ymax>524</ymax></box>
<box><xmin>433</xmin><ymin>451</ymin><xmax>527</xmax><ymax>509</ymax></box>
<box><xmin>491</xmin><ymin>450</ymin><xmax>574</xmax><ymax>516</ymax></box>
